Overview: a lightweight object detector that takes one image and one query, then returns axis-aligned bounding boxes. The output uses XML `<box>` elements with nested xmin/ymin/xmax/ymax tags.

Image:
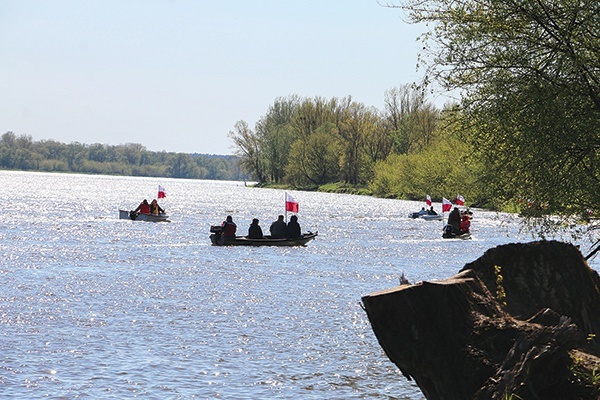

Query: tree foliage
<box><xmin>0</xmin><ymin>132</ymin><xmax>246</xmax><ymax>181</ymax></box>
<box><xmin>394</xmin><ymin>0</ymin><xmax>600</xmax><ymax>222</ymax></box>
<box><xmin>230</xmin><ymin>88</ymin><xmax>441</xmax><ymax>190</ymax></box>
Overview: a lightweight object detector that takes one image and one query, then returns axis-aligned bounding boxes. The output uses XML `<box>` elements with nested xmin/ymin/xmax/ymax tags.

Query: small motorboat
<box><xmin>408</xmin><ymin>211</ymin><xmax>442</xmax><ymax>221</ymax></box>
<box><xmin>119</xmin><ymin>209</ymin><xmax>170</xmax><ymax>222</ymax></box>
<box><xmin>442</xmin><ymin>224</ymin><xmax>471</xmax><ymax>239</ymax></box>
<box><xmin>209</xmin><ymin>226</ymin><xmax>318</xmax><ymax>246</ymax></box>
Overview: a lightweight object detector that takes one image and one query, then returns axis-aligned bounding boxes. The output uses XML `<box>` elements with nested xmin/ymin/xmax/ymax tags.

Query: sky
<box><xmin>0</xmin><ymin>0</ymin><xmax>430</xmax><ymax>155</ymax></box>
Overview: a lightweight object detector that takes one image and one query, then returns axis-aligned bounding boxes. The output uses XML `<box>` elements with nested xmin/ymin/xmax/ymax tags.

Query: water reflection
<box><xmin>0</xmin><ymin>171</ymin><xmax>596</xmax><ymax>399</ymax></box>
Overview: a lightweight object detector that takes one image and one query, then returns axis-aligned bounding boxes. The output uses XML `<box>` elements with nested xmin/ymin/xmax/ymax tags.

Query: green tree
<box><xmin>370</xmin><ymin>109</ymin><xmax>476</xmax><ymax>200</ymax></box>
<box><xmin>285</xmin><ymin>123</ymin><xmax>341</xmax><ymax>189</ymax></box>
<box><xmin>168</xmin><ymin>153</ymin><xmax>199</xmax><ymax>178</ymax></box>
<box><xmin>255</xmin><ymin>96</ymin><xmax>300</xmax><ymax>183</ymax></box>
<box><xmin>383</xmin><ymin>85</ymin><xmax>429</xmax><ymax>154</ymax></box>
<box><xmin>228</xmin><ymin>120</ymin><xmax>266</xmax><ymax>183</ymax></box>
<box><xmin>334</xmin><ymin>100</ymin><xmax>377</xmax><ymax>184</ymax></box>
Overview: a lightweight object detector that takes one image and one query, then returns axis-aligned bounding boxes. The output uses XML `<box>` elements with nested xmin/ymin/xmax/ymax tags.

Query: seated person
<box><xmin>418</xmin><ymin>207</ymin><xmax>426</xmax><ymax>215</ymax></box>
<box><xmin>150</xmin><ymin>199</ymin><xmax>165</xmax><ymax>215</ymax></box>
<box><xmin>286</xmin><ymin>215</ymin><xmax>301</xmax><ymax>238</ymax></box>
<box><xmin>269</xmin><ymin>215</ymin><xmax>287</xmax><ymax>239</ymax></box>
<box><xmin>427</xmin><ymin>206</ymin><xmax>437</xmax><ymax>215</ymax></box>
<box><xmin>448</xmin><ymin>207</ymin><xmax>461</xmax><ymax>234</ymax></box>
<box><xmin>460</xmin><ymin>214</ymin><xmax>471</xmax><ymax>234</ymax></box>
<box><xmin>221</xmin><ymin>215</ymin><xmax>237</xmax><ymax>237</ymax></box>
<box><xmin>248</xmin><ymin>218</ymin><xmax>263</xmax><ymax>239</ymax></box>
<box><xmin>134</xmin><ymin>199</ymin><xmax>151</xmax><ymax>214</ymax></box>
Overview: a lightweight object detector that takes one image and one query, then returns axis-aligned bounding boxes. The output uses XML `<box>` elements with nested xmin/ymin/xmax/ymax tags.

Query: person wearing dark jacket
<box><xmin>221</xmin><ymin>215</ymin><xmax>237</xmax><ymax>237</ymax></box>
<box><xmin>248</xmin><ymin>218</ymin><xmax>263</xmax><ymax>239</ymax></box>
<box><xmin>447</xmin><ymin>207</ymin><xmax>461</xmax><ymax>234</ymax></box>
<box><xmin>269</xmin><ymin>215</ymin><xmax>287</xmax><ymax>238</ymax></box>
<box><xmin>286</xmin><ymin>215</ymin><xmax>301</xmax><ymax>238</ymax></box>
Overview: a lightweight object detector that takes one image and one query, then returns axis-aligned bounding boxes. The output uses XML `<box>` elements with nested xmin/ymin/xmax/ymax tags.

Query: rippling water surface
<box><xmin>1</xmin><ymin>171</ymin><xmax>597</xmax><ymax>399</ymax></box>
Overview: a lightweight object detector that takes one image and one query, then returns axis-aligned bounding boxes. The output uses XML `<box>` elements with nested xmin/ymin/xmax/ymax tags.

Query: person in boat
<box><xmin>286</xmin><ymin>215</ymin><xmax>301</xmax><ymax>238</ymax></box>
<box><xmin>447</xmin><ymin>207</ymin><xmax>462</xmax><ymax>234</ymax></box>
<box><xmin>460</xmin><ymin>213</ymin><xmax>471</xmax><ymax>235</ymax></box>
<box><xmin>427</xmin><ymin>206</ymin><xmax>438</xmax><ymax>215</ymax></box>
<box><xmin>247</xmin><ymin>218</ymin><xmax>263</xmax><ymax>239</ymax></box>
<box><xmin>221</xmin><ymin>215</ymin><xmax>237</xmax><ymax>237</ymax></box>
<box><xmin>418</xmin><ymin>207</ymin><xmax>427</xmax><ymax>215</ymax></box>
<box><xmin>270</xmin><ymin>215</ymin><xmax>287</xmax><ymax>239</ymax></box>
<box><xmin>150</xmin><ymin>199</ymin><xmax>165</xmax><ymax>215</ymax></box>
<box><xmin>134</xmin><ymin>199</ymin><xmax>151</xmax><ymax>214</ymax></box>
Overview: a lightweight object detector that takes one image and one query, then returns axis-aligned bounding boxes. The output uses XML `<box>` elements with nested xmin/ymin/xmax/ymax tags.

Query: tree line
<box><xmin>230</xmin><ymin>0</ymin><xmax>599</xmax><ymax>232</ymax></box>
<box><xmin>228</xmin><ymin>87</ymin><xmax>442</xmax><ymax>191</ymax></box>
<box><xmin>0</xmin><ymin>131</ymin><xmax>247</xmax><ymax>181</ymax></box>
<box><xmin>228</xmin><ymin>88</ymin><xmax>478</xmax><ymax>202</ymax></box>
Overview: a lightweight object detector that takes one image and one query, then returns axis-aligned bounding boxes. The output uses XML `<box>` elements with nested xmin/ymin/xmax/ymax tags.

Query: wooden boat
<box><xmin>209</xmin><ymin>227</ymin><xmax>318</xmax><ymax>246</ymax></box>
<box><xmin>119</xmin><ymin>209</ymin><xmax>170</xmax><ymax>222</ymax></box>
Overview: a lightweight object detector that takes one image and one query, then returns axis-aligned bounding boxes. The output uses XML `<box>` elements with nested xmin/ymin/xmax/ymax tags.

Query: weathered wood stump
<box><xmin>362</xmin><ymin>240</ymin><xmax>600</xmax><ymax>400</ymax></box>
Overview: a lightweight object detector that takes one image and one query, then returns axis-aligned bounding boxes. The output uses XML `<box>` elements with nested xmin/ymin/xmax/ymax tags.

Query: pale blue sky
<box><xmin>1</xmin><ymin>0</ymin><xmax>429</xmax><ymax>155</ymax></box>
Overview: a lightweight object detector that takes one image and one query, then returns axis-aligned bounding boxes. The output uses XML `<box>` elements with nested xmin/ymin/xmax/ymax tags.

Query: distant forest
<box><xmin>0</xmin><ymin>131</ymin><xmax>247</xmax><ymax>181</ymax></box>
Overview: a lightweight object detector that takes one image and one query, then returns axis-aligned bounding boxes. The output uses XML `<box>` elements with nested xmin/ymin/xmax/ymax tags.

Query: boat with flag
<box><xmin>409</xmin><ymin>195</ymin><xmax>442</xmax><ymax>220</ymax></box>
<box><xmin>119</xmin><ymin>209</ymin><xmax>170</xmax><ymax>222</ymax></box>
<box><xmin>209</xmin><ymin>192</ymin><xmax>318</xmax><ymax>246</ymax></box>
<box><xmin>209</xmin><ymin>228</ymin><xmax>318</xmax><ymax>246</ymax></box>
<box><xmin>441</xmin><ymin>194</ymin><xmax>472</xmax><ymax>239</ymax></box>
<box><xmin>119</xmin><ymin>185</ymin><xmax>170</xmax><ymax>222</ymax></box>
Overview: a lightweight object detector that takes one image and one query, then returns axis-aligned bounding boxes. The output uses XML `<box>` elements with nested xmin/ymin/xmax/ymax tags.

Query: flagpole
<box><xmin>284</xmin><ymin>192</ymin><xmax>287</xmax><ymax>222</ymax></box>
<box><xmin>441</xmin><ymin>197</ymin><xmax>445</xmax><ymax>228</ymax></box>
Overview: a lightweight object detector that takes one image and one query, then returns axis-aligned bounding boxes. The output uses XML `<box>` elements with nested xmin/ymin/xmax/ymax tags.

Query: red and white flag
<box><xmin>426</xmin><ymin>195</ymin><xmax>432</xmax><ymax>206</ymax></box>
<box><xmin>285</xmin><ymin>192</ymin><xmax>299</xmax><ymax>213</ymax></box>
<box><xmin>442</xmin><ymin>197</ymin><xmax>452</xmax><ymax>212</ymax></box>
<box><xmin>455</xmin><ymin>194</ymin><xmax>465</xmax><ymax>206</ymax></box>
<box><xmin>158</xmin><ymin>185</ymin><xmax>167</xmax><ymax>199</ymax></box>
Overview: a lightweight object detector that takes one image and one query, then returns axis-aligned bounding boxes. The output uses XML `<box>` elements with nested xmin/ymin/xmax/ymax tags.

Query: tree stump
<box><xmin>362</xmin><ymin>240</ymin><xmax>600</xmax><ymax>399</ymax></box>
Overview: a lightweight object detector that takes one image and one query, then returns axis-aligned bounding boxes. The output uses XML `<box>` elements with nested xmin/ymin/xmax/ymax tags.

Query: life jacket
<box><xmin>222</xmin><ymin>221</ymin><xmax>237</xmax><ymax>237</ymax></box>
<box><xmin>139</xmin><ymin>203</ymin><xmax>151</xmax><ymax>214</ymax></box>
<box><xmin>460</xmin><ymin>218</ymin><xmax>471</xmax><ymax>233</ymax></box>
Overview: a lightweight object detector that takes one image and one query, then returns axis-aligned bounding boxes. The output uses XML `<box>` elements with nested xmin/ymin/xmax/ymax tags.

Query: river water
<box><xmin>1</xmin><ymin>171</ymin><xmax>597</xmax><ymax>399</ymax></box>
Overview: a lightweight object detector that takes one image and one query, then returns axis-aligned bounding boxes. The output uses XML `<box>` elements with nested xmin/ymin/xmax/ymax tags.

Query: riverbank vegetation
<box><xmin>0</xmin><ymin>132</ymin><xmax>246</xmax><ymax>181</ymax></box>
<box><xmin>230</xmin><ymin>0</ymin><xmax>599</xmax><ymax>233</ymax></box>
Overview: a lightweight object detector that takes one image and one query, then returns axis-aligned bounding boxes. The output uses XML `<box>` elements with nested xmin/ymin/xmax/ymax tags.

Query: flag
<box><xmin>442</xmin><ymin>197</ymin><xmax>452</xmax><ymax>212</ymax></box>
<box><xmin>158</xmin><ymin>185</ymin><xmax>166</xmax><ymax>199</ymax></box>
<box><xmin>285</xmin><ymin>192</ymin><xmax>299</xmax><ymax>213</ymax></box>
<box><xmin>426</xmin><ymin>195</ymin><xmax>432</xmax><ymax>206</ymax></box>
<box><xmin>455</xmin><ymin>194</ymin><xmax>465</xmax><ymax>206</ymax></box>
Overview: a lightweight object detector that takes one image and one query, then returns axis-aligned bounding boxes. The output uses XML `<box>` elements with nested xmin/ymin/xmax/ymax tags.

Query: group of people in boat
<box><xmin>134</xmin><ymin>199</ymin><xmax>165</xmax><ymax>216</ymax></box>
<box><xmin>220</xmin><ymin>214</ymin><xmax>302</xmax><ymax>239</ymax></box>
<box><xmin>444</xmin><ymin>207</ymin><xmax>472</xmax><ymax>236</ymax></box>
<box><xmin>419</xmin><ymin>206</ymin><xmax>438</xmax><ymax>216</ymax></box>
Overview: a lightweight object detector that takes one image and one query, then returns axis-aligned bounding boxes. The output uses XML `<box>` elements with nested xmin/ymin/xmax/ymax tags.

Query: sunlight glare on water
<box><xmin>1</xmin><ymin>171</ymin><xmax>597</xmax><ymax>399</ymax></box>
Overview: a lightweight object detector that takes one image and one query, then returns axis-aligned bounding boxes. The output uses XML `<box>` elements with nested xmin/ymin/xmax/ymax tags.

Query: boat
<box><xmin>442</xmin><ymin>224</ymin><xmax>471</xmax><ymax>239</ymax></box>
<box><xmin>408</xmin><ymin>212</ymin><xmax>443</xmax><ymax>221</ymax></box>
<box><xmin>119</xmin><ymin>209</ymin><xmax>170</xmax><ymax>222</ymax></box>
<box><xmin>442</xmin><ymin>232</ymin><xmax>472</xmax><ymax>240</ymax></box>
<box><xmin>209</xmin><ymin>226</ymin><xmax>318</xmax><ymax>246</ymax></box>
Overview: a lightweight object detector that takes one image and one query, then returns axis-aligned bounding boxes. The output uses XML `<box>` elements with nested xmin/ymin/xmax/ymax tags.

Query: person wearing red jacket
<box><xmin>460</xmin><ymin>214</ymin><xmax>471</xmax><ymax>234</ymax></box>
<box><xmin>134</xmin><ymin>199</ymin><xmax>151</xmax><ymax>214</ymax></box>
<box><xmin>221</xmin><ymin>215</ymin><xmax>237</xmax><ymax>237</ymax></box>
